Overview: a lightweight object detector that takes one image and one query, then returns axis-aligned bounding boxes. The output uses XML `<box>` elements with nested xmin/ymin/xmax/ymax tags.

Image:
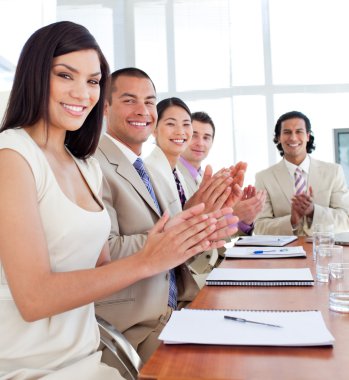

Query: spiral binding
<box><xmin>206</xmin><ymin>280</ymin><xmax>314</xmax><ymax>286</ymax></box>
<box><xmin>187</xmin><ymin>309</ymin><xmax>319</xmax><ymax>313</ymax></box>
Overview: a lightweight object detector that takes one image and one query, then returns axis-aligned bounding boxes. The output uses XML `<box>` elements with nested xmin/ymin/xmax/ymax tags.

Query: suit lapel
<box><xmin>307</xmin><ymin>157</ymin><xmax>319</xmax><ymax>194</ymax></box>
<box><xmin>273</xmin><ymin>160</ymin><xmax>294</xmax><ymax>203</ymax></box>
<box><xmin>99</xmin><ymin>135</ymin><xmax>161</xmax><ymax>216</ymax></box>
<box><xmin>146</xmin><ymin>146</ymin><xmax>180</xmax><ymax>215</ymax></box>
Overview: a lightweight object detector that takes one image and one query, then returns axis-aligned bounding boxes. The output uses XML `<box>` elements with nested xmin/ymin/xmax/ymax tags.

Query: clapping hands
<box><xmin>184</xmin><ymin>162</ymin><xmax>247</xmax><ymax>213</ymax></box>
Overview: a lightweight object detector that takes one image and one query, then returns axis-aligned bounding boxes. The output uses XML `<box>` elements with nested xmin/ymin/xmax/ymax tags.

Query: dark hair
<box><xmin>108</xmin><ymin>67</ymin><xmax>156</xmax><ymax>104</ymax></box>
<box><xmin>1</xmin><ymin>21</ymin><xmax>110</xmax><ymax>159</ymax></box>
<box><xmin>156</xmin><ymin>97</ymin><xmax>191</xmax><ymax>125</ymax></box>
<box><xmin>191</xmin><ymin>111</ymin><xmax>215</xmax><ymax>140</ymax></box>
<box><xmin>273</xmin><ymin>111</ymin><xmax>315</xmax><ymax>156</ymax></box>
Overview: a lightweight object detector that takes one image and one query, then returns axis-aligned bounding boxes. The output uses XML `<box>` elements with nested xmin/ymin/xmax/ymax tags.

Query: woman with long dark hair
<box><xmin>0</xmin><ymin>22</ymin><xmax>232</xmax><ymax>378</ymax></box>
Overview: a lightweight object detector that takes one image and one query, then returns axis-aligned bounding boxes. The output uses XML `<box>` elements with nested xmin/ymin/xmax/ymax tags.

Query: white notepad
<box><xmin>159</xmin><ymin>309</ymin><xmax>334</xmax><ymax>347</ymax></box>
<box><xmin>225</xmin><ymin>246</ymin><xmax>306</xmax><ymax>259</ymax></box>
<box><xmin>205</xmin><ymin>268</ymin><xmax>314</xmax><ymax>286</ymax></box>
<box><xmin>235</xmin><ymin>235</ymin><xmax>297</xmax><ymax>247</ymax></box>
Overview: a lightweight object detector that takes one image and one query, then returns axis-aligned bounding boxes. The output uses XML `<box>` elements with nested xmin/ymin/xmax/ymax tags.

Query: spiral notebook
<box><xmin>159</xmin><ymin>309</ymin><xmax>334</xmax><ymax>347</ymax></box>
<box><xmin>205</xmin><ymin>268</ymin><xmax>314</xmax><ymax>286</ymax></box>
<box><xmin>235</xmin><ymin>235</ymin><xmax>297</xmax><ymax>247</ymax></box>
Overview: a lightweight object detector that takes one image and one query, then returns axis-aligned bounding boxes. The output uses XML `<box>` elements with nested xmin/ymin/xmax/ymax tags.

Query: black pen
<box><xmin>224</xmin><ymin>315</ymin><xmax>283</xmax><ymax>328</ymax></box>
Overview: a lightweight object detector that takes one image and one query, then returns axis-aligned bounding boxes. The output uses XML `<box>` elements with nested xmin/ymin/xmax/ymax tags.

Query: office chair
<box><xmin>96</xmin><ymin>314</ymin><xmax>143</xmax><ymax>380</ymax></box>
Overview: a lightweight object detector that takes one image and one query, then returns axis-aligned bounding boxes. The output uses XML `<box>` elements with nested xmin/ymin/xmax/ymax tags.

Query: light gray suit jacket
<box><xmin>177</xmin><ymin>159</ymin><xmax>201</xmax><ymax>197</ymax></box>
<box><xmin>145</xmin><ymin>146</ymin><xmax>190</xmax><ymax>214</ymax></box>
<box><xmin>145</xmin><ymin>146</ymin><xmax>216</xmax><ymax>286</ymax></box>
<box><xmin>94</xmin><ymin>135</ymin><xmax>198</xmax><ymax>350</ymax></box>
<box><xmin>254</xmin><ymin>157</ymin><xmax>349</xmax><ymax>236</ymax></box>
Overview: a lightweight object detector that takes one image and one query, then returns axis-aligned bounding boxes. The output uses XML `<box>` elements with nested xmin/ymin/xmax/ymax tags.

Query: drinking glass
<box><xmin>329</xmin><ymin>263</ymin><xmax>349</xmax><ymax>313</ymax></box>
<box><xmin>316</xmin><ymin>245</ymin><xmax>343</xmax><ymax>283</ymax></box>
<box><xmin>312</xmin><ymin>223</ymin><xmax>334</xmax><ymax>261</ymax></box>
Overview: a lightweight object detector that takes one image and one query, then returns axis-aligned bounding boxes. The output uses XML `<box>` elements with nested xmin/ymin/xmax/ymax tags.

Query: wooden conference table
<box><xmin>139</xmin><ymin>237</ymin><xmax>349</xmax><ymax>380</ymax></box>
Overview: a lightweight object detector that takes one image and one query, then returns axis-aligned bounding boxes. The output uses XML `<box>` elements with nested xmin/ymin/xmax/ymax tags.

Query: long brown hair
<box><xmin>1</xmin><ymin>21</ymin><xmax>110</xmax><ymax>159</ymax></box>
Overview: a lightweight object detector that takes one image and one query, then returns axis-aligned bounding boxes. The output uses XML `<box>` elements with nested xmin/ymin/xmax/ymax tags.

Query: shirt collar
<box><xmin>179</xmin><ymin>156</ymin><xmax>201</xmax><ymax>180</ymax></box>
<box><xmin>284</xmin><ymin>155</ymin><xmax>310</xmax><ymax>177</ymax></box>
<box><xmin>105</xmin><ymin>132</ymin><xmax>140</xmax><ymax>164</ymax></box>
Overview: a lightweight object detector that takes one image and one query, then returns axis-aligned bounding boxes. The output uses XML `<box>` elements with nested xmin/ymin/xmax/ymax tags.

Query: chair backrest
<box><xmin>96</xmin><ymin>314</ymin><xmax>143</xmax><ymax>380</ymax></box>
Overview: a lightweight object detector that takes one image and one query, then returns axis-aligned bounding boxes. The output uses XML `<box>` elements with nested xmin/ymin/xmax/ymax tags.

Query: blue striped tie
<box><xmin>133</xmin><ymin>158</ymin><xmax>161</xmax><ymax>214</ymax></box>
<box><xmin>133</xmin><ymin>157</ymin><xmax>177</xmax><ymax>309</ymax></box>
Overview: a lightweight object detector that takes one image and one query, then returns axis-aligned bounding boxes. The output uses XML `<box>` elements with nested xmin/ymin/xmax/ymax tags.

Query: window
<box><xmin>0</xmin><ymin>0</ymin><xmax>55</xmax><ymax>118</ymax></box>
<box><xmin>133</xmin><ymin>0</ymin><xmax>349</xmax><ymax>185</ymax></box>
<box><xmin>134</xmin><ymin>1</ymin><xmax>168</xmax><ymax>92</ymax></box>
<box><xmin>174</xmin><ymin>0</ymin><xmax>231</xmax><ymax>91</ymax></box>
<box><xmin>270</xmin><ymin>0</ymin><xmax>349</xmax><ymax>84</ymax></box>
<box><xmin>2</xmin><ymin>0</ymin><xmax>349</xmax><ymax>188</ymax></box>
<box><xmin>0</xmin><ymin>0</ymin><xmax>55</xmax><ymax>91</ymax></box>
<box><xmin>57</xmin><ymin>4</ymin><xmax>114</xmax><ymax>69</ymax></box>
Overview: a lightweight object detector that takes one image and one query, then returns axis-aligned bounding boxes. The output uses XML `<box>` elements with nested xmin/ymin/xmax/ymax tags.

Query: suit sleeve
<box><xmin>254</xmin><ymin>171</ymin><xmax>294</xmax><ymax>235</ymax></box>
<box><xmin>101</xmin><ymin>174</ymin><xmax>148</xmax><ymax>261</ymax></box>
<box><xmin>305</xmin><ymin>164</ymin><xmax>349</xmax><ymax>235</ymax></box>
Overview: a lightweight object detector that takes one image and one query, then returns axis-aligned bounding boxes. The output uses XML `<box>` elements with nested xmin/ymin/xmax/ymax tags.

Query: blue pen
<box><xmin>253</xmin><ymin>249</ymin><xmax>288</xmax><ymax>254</ymax></box>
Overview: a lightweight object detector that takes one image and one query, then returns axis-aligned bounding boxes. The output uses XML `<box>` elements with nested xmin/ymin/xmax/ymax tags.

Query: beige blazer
<box><xmin>145</xmin><ymin>146</ymin><xmax>215</xmax><ymax>287</ymax></box>
<box><xmin>254</xmin><ymin>157</ymin><xmax>349</xmax><ymax>236</ymax></box>
<box><xmin>94</xmin><ymin>135</ymin><xmax>198</xmax><ymax>349</ymax></box>
<box><xmin>177</xmin><ymin>159</ymin><xmax>201</xmax><ymax>197</ymax></box>
<box><xmin>145</xmin><ymin>145</ymin><xmax>190</xmax><ymax>213</ymax></box>
<box><xmin>145</xmin><ymin>146</ymin><xmax>199</xmax><ymax>300</ymax></box>
<box><xmin>146</xmin><ymin>149</ymin><xmax>226</xmax><ymax>281</ymax></box>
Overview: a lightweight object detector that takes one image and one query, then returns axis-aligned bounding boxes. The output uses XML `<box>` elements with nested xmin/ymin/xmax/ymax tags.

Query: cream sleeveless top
<box><xmin>0</xmin><ymin>129</ymin><xmax>121</xmax><ymax>379</ymax></box>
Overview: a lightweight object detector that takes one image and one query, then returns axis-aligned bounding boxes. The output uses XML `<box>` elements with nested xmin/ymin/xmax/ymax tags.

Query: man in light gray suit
<box><xmin>94</xmin><ymin>68</ymin><xmax>237</xmax><ymax>365</ymax></box>
<box><xmin>178</xmin><ymin>111</ymin><xmax>265</xmax><ymax>277</ymax></box>
<box><xmin>179</xmin><ymin>111</ymin><xmax>265</xmax><ymax>234</ymax></box>
<box><xmin>255</xmin><ymin>110</ymin><xmax>349</xmax><ymax>236</ymax></box>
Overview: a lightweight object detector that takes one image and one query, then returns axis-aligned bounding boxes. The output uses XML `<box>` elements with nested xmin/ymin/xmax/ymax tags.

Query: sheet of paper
<box><xmin>225</xmin><ymin>246</ymin><xmax>306</xmax><ymax>259</ymax></box>
<box><xmin>206</xmin><ymin>268</ymin><xmax>314</xmax><ymax>283</ymax></box>
<box><xmin>160</xmin><ymin>309</ymin><xmax>334</xmax><ymax>347</ymax></box>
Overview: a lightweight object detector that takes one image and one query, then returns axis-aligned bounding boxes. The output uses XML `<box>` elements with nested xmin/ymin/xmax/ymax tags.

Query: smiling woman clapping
<box><xmin>0</xmin><ymin>23</ymin><xmax>234</xmax><ymax>379</ymax></box>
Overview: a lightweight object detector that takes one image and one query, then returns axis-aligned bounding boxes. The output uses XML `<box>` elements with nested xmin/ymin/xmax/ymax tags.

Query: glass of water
<box><xmin>316</xmin><ymin>245</ymin><xmax>343</xmax><ymax>282</ymax></box>
<box><xmin>312</xmin><ymin>224</ymin><xmax>334</xmax><ymax>261</ymax></box>
<box><xmin>329</xmin><ymin>263</ymin><xmax>349</xmax><ymax>313</ymax></box>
